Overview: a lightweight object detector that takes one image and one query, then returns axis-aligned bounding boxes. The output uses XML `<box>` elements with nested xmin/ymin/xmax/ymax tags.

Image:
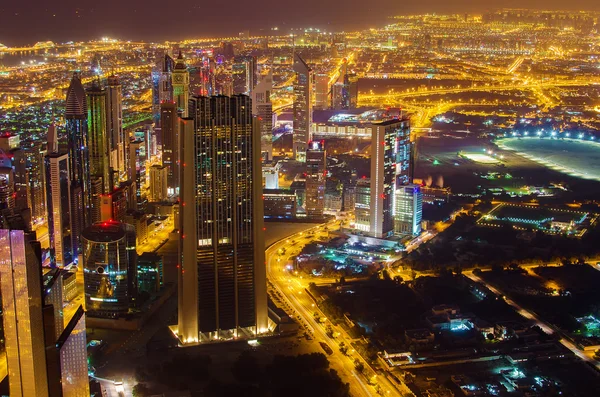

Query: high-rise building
<box><xmin>0</xmin><ymin>165</ymin><xmax>15</xmax><ymax>210</ymax></box>
<box><xmin>232</xmin><ymin>55</ymin><xmax>257</xmax><ymax>95</ymax></box>
<box><xmin>106</xmin><ymin>75</ymin><xmax>126</xmax><ymax>179</ymax></box>
<box><xmin>0</xmin><ymin>229</ymin><xmax>49</xmax><ymax>397</ymax></box>
<box><xmin>86</xmin><ymin>80</ymin><xmax>111</xmax><ymax>194</ymax></box>
<box><xmin>178</xmin><ymin>95</ymin><xmax>267</xmax><ymax>344</ymax></box>
<box><xmin>99</xmin><ymin>187</ymin><xmax>129</xmax><ymax>222</ymax></box>
<box><xmin>172</xmin><ymin>51</ymin><xmax>190</xmax><ymax>117</ymax></box>
<box><xmin>314</xmin><ymin>73</ymin><xmax>329</xmax><ymax>110</ymax></box>
<box><xmin>129</xmin><ymin>139</ymin><xmax>146</xmax><ymax>210</ymax></box>
<box><xmin>45</xmin><ymin>152</ymin><xmax>74</xmax><ymax>267</ymax></box>
<box><xmin>292</xmin><ymin>53</ymin><xmax>313</xmax><ymax>162</ymax></box>
<box><xmin>152</xmin><ymin>53</ymin><xmax>175</xmax><ymax>124</ymax></box>
<box><xmin>252</xmin><ymin>73</ymin><xmax>274</xmax><ymax>160</ymax></box>
<box><xmin>160</xmin><ymin>102</ymin><xmax>179</xmax><ymax>195</ymax></box>
<box><xmin>305</xmin><ymin>141</ymin><xmax>326</xmax><ymax>218</ymax></box>
<box><xmin>354</xmin><ymin>178</ymin><xmax>371</xmax><ymax>233</ymax></box>
<box><xmin>81</xmin><ymin>221</ymin><xmax>137</xmax><ymax>317</ymax></box>
<box><xmin>394</xmin><ymin>184</ymin><xmax>423</xmax><ymax>236</ymax></box>
<box><xmin>366</xmin><ymin>119</ymin><xmax>412</xmax><ymax>238</ymax></box>
<box><xmin>65</xmin><ymin>73</ymin><xmax>90</xmax><ymax>236</ymax></box>
<box><xmin>25</xmin><ymin>140</ymin><xmax>47</xmax><ymax>225</ymax></box>
<box><xmin>43</xmin><ymin>268</ymin><xmax>64</xmax><ymax>342</ymax></box>
<box><xmin>11</xmin><ymin>148</ymin><xmax>31</xmax><ymax>214</ymax></box>
<box><xmin>149</xmin><ymin>164</ymin><xmax>168</xmax><ymax>202</ymax></box>
<box><xmin>54</xmin><ymin>306</ymin><xmax>90</xmax><ymax>397</ymax></box>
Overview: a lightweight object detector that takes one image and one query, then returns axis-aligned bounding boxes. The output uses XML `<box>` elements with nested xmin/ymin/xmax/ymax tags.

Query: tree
<box><xmin>232</xmin><ymin>351</ymin><xmax>262</xmax><ymax>384</ymax></box>
<box><xmin>132</xmin><ymin>383</ymin><xmax>151</xmax><ymax>397</ymax></box>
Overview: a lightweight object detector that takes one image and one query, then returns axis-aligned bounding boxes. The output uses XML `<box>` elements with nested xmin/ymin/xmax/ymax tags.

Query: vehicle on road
<box><xmin>320</xmin><ymin>341</ymin><xmax>333</xmax><ymax>355</ymax></box>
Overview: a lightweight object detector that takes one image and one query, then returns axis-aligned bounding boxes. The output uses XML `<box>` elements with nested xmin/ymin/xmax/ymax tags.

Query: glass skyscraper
<box><xmin>81</xmin><ymin>221</ymin><xmax>137</xmax><ymax>317</ymax></box>
<box><xmin>292</xmin><ymin>53</ymin><xmax>313</xmax><ymax>162</ymax></box>
<box><xmin>178</xmin><ymin>95</ymin><xmax>267</xmax><ymax>344</ymax></box>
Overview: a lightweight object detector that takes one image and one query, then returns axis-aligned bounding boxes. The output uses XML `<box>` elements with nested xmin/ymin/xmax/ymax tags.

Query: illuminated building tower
<box><xmin>367</xmin><ymin>119</ymin><xmax>411</xmax><ymax>238</ymax></box>
<box><xmin>43</xmin><ymin>268</ymin><xmax>64</xmax><ymax>343</ymax></box>
<box><xmin>149</xmin><ymin>164</ymin><xmax>168</xmax><ymax>202</ymax></box>
<box><xmin>394</xmin><ymin>184</ymin><xmax>423</xmax><ymax>236</ymax></box>
<box><xmin>252</xmin><ymin>73</ymin><xmax>274</xmax><ymax>160</ymax></box>
<box><xmin>305</xmin><ymin>141</ymin><xmax>326</xmax><ymax>218</ymax></box>
<box><xmin>152</xmin><ymin>53</ymin><xmax>175</xmax><ymax>124</ymax></box>
<box><xmin>129</xmin><ymin>139</ymin><xmax>147</xmax><ymax>210</ymax></box>
<box><xmin>172</xmin><ymin>51</ymin><xmax>190</xmax><ymax>117</ymax></box>
<box><xmin>11</xmin><ymin>148</ymin><xmax>30</xmax><ymax>214</ymax></box>
<box><xmin>0</xmin><ymin>166</ymin><xmax>15</xmax><ymax>210</ymax></box>
<box><xmin>81</xmin><ymin>221</ymin><xmax>137</xmax><ymax>317</ymax></box>
<box><xmin>314</xmin><ymin>73</ymin><xmax>329</xmax><ymax>110</ymax></box>
<box><xmin>353</xmin><ymin>179</ymin><xmax>371</xmax><ymax>232</ymax></box>
<box><xmin>160</xmin><ymin>102</ymin><xmax>179</xmax><ymax>195</ymax></box>
<box><xmin>178</xmin><ymin>95</ymin><xmax>267</xmax><ymax>343</ymax></box>
<box><xmin>65</xmin><ymin>72</ymin><xmax>90</xmax><ymax>237</ymax></box>
<box><xmin>53</xmin><ymin>306</ymin><xmax>89</xmax><ymax>397</ymax></box>
<box><xmin>0</xmin><ymin>229</ymin><xmax>49</xmax><ymax>397</ymax></box>
<box><xmin>292</xmin><ymin>53</ymin><xmax>313</xmax><ymax>162</ymax></box>
<box><xmin>26</xmin><ymin>140</ymin><xmax>48</xmax><ymax>225</ymax></box>
<box><xmin>87</xmin><ymin>80</ymin><xmax>111</xmax><ymax>196</ymax></box>
<box><xmin>232</xmin><ymin>55</ymin><xmax>257</xmax><ymax>95</ymax></box>
<box><xmin>347</xmin><ymin>73</ymin><xmax>358</xmax><ymax>108</ymax></box>
<box><xmin>45</xmin><ymin>152</ymin><xmax>74</xmax><ymax>267</ymax></box>
<box><xmin>106</xmin><ymin>75</ymin><xmax>126</xmax><ymax>180</ymax></box>
<box><xmin>99</xmin><ymin>186</ymin><xmax>129</xmax><ymax>222</ymax></box>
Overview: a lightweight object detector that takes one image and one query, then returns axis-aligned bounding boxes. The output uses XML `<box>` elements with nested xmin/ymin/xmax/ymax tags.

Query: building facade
<box><xmin>305</xmin><ymin>141</ymin><xmax>326</xmax><ymax>218</ymax></box>
<box><xmin>81</xmin><ymin>221</ymin><xmax>137</xmax><ymax>317</ymax></box>
<box><xmin>292</xmin><ymin>53</ymin><xmax>313</xmax><ymax>162</ymax></box>
<box><xmin>178</xmin><ymin>95</ymin><xmax>267</xmax><ymax>344</ymax></box>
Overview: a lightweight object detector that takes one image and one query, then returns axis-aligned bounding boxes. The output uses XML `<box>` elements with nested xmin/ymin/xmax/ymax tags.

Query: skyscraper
<box><xmin>106</xmin><ymin>75</ymin><xmax>126</xmax><ymax>179</ymax></box>
<box><xmin>293</xmin><ymin>53</ymin><xmax>313</xmax><ymax>162</ymax></box>
<box><xmin>152</xmin><ymin>53</ymin><xmax>175</xmax><ymax>124</ymax></box>
<box><xmin>367</xmin><ymin>119</ymin><xmax>412</xmax><ymax>238</ymax></box>
<box><xmin>394</xmin><ymin>184</ymin><xmax>423</xmax><ymax>236</ymax></box>
<box><xmin>305</xmin><ymin>141</ymin><xmax>326</xmax><ymax>218</ymax></box>
<box><xmin>54</xmin><ymin>306</ymin><xmax>90</xmax><ymax>397</ymax></box>
<box><xmin>172</xmin><ymin>51</ymin><xmax>190</xmax><ymax>117</ymax></box>
<box><xmin>232</xmin><ymin>55</ymin><xmax>257</xmax><ymax>95</ymax></box>
<box><xmin>81</xmin><ymin>221</ymin><xmax>137</xmax><ymax>317</ymax></box>
<box><xmin>65</xmin><ymin>72</ymin><xmax>90</xmax><ymax>238</ymax></box>
<box><xmin>178</xmin><ymin>95</ymin><xmax>267</xmax><ymax>344</ymax></box>
<box><xmin>149</xmin><ymin>164</ymin><xmax>168</xmax><ymax>202</ymax></box>
<box><xmin>45</xmin><ymin>152</ymin><xmax>74</xmax><ymax>267</ymax></box>
<box><xmin>252</xmin><ymin>73</ymin><xmax>274</xmax><ymax>160</ymax></box>
<box><xmin>0</xmin><ymin>229</ymin><xmax>49</xmax><ymax>397</ymax></box>
<box><xmin>160</xmin><ymin>102</ymin><xmax>179</xmax><ymax>195</ymax></box>
<box><xmin>86</xmin><ymin>80</ymin><xmax>111</xmax><ymax>195</ymax></box>
<box><xmin>129</xmin><ymin>139</ymin><xmax>146</xmax><ymax>210</ymax></box>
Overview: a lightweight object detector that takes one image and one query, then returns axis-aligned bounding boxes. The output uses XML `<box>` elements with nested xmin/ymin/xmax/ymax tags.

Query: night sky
<box><xmin>0</xmin><ymin>0</ymin><xmax>599</xmax><ymax>45</ymax></box>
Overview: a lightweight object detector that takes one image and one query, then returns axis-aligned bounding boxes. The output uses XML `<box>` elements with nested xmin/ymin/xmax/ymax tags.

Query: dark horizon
<box><xmin>1</xmin><ymin>1</ymin><xmax>600</xmax><ymax>46</ymax></box>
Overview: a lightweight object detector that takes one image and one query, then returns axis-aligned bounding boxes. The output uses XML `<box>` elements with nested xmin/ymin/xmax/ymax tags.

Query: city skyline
<box><xmin>2</xmin><ymin>3</ymin><xmax>600</xmax><ymax>45</ymax></box>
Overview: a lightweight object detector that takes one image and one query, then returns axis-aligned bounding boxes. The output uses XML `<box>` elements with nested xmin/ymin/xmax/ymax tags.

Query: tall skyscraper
<box><xmin>252</xmin><ymin>73</ymin><xmax>274</xmax><ymax>160</ymax></box>
<box><xmin>160</xmin><ymin>102</ymin><xmax>179</xmax><ymax>195</ymax></box>
<box><xmin>314</xmin><ymin>73</ymin><xmax>329</xmax><ymax>110</ymax></box>
<box><xmin>43</xmin><ymin>268</ymin><xmax>64</xmax><ymax>342</ymax></box>
<box><xmin>45</xmin><ymin>152</ymin><xmax>74</xmax><ymax>267</ymax></box>
<box><xmin>106</xmin><ymin>75</ymin><xmax>126</xmax><ymax>179</ymax></box>
<box><xmin>54</xmin><ymin>306</ymin><xmax>90</xmax><ymax>397</ymax></box>
<box><xmin>172</xmin><ymin>51</ymin><xmax>190</xmax><ymax>117</ymax></box>
<box><xmin>0</xmin><ymin>229</ymin><xmax>49</xmax><ymax>397</ymax></box>
<box><xmin>149</xmin><ymin>164</ymin><xmax>168</xmax><ymax>202</ymax></box>
<box><xmin>305</xmin><ymin>141</ymin><xmax>326</xmax><ymax>218</ymax></box>
<box><xmin>152</xmin><ymin>53</ymin><xmax>175</xmax><ymax>124</ymax></box>
<box><xmin>292</xmin><ymin>53</ymin><xmax>313</xmax><ymax>162</ymax></box>
<box><xmin>129</xmin><ymin>139</ymin><xmax>147</xmax><ymax>210</ymax></box>
<box><xmin>394</xmin><ymin>184</ymin><xmax>423</xmax><ymax>236</ymax></box>
<box><xmin>232</xmin><ymin>55</ymin><xmax>257</xmax><ymax>95</ymax></box>
<box><xmin>367</xmin><ymin>119</ymin><xmax>412</xmax><ymax>238</ymax></box>
<box><xmin>65</xmin><ymin>72</ymin><xmax>90</xmax><ymax>239</ymax></box>
<box><xmin>178</xmin><ymin>95</ymin><xmax>267</xmax><ymax>344</ymax></box>
<box><xmin>86</xmin><ymin>80</ymin><xmax>111</xmax><ymax>195</ymax></box>
<box><xmin>81</xmin><ymin>221</ymin><xmax>137</xmax><ymax>317</ymax></box>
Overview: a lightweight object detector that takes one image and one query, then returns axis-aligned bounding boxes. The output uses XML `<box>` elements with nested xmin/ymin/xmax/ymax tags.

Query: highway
<box><xmin>266</xmin><ymin>220</ymin><xmax>412</xmax><ymax>397</ymax></box>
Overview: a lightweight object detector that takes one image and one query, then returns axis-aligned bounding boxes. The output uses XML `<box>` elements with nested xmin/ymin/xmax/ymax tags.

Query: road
<box><xmin>266</xmin><ymin>220</ymin><xmax>412</xmax><ymax>397</ymax></box>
